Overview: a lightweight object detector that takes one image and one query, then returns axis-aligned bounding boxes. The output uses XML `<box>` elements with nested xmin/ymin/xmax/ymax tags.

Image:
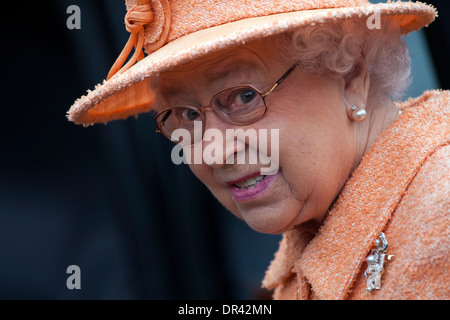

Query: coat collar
<box><xmin>263</xmin><ymin>90</ymin><xmax>450</xmax><ymax>299</ymax></box>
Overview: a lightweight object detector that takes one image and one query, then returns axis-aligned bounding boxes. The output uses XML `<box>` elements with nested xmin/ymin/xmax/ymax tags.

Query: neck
<box><xmin>352</xmin><ymin>98</ymin><xmax>400</xmax><ymax>171</ymax></box>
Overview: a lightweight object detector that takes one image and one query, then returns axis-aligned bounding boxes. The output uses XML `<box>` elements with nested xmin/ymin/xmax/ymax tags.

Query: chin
<box><xmin>239</xmin><ymin>207</ymin><xmax>298</xmax><ymax>234</ymax></box>
<box><xmin>245</xmin><ymin>220</ymin><xmax>294</xmax><ymax>234</ymax></box>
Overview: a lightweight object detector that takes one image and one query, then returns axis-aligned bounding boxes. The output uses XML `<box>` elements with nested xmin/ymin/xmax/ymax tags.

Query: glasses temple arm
<box><xmin>155</xmin><ymin>109</ymin><xmax>172</xmax><ymax>133</ymax></box>
<box><xmin>261</xmin><ymin>62</ymin><xmax>299</xmax><ymax>98</ymax></box>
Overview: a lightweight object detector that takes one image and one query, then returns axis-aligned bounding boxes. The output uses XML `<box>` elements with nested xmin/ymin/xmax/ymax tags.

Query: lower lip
<box><xmin>230</xmin><ymin>172</ymin><xmax>279</xmax><ymax>202</ymax></box>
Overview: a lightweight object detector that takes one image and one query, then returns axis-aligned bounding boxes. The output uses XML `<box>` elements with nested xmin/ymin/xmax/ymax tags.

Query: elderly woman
<box><xmin>68</xmin><ymin>0</ymin><xmax>449</xmax><ymax>299</ymax></box>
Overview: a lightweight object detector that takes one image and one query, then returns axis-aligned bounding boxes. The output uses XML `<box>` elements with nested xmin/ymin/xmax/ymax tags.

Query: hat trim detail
<box><xmin>107</xmin><ymin>0</ymin><xmax>171</xmax><ymax>80</ymax></box>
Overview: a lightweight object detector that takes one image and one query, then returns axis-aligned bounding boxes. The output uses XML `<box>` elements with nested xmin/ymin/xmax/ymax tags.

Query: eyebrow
<box><xmin>159</xmin><ymin>51</ymin><xmax>267</xmax><ymax>97</ymax></box>
<box><xmin>204</xmin><ymin>58</ymin><xmax>263</xmax><ymax>83</ymax></box>
<box><xmin>160</xmin><ymin>62</ymin><xmax>261</xmax><ymax>97</ymax></box>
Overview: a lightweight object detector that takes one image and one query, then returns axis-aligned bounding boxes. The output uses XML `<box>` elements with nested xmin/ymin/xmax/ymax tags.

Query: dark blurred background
<box><xmin>0</xmin><ymin>0</ymin><xmax>448</xmax><ymax>299</ymax></box>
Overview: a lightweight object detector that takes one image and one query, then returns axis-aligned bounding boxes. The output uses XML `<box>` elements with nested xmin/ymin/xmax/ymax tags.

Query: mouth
<box><xmin>227</xmin><ymin>172</ymin><xmax>265</xmax><ymax>188</ymax></box>
<box><xmin>228</xmin><ymin>171</ymin><xmax>279</xmax><ymax>202</ymax></box>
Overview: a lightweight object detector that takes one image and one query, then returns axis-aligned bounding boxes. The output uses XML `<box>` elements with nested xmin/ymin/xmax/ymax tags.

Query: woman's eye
<box><xmin>236</xmin><ymin>89</ymin><xmax>257</xmax><ymax>105</ymax></box>
<box><xmin>181</xmin><ymin>108</ymin><xmax>200</xmax><ymax>121</ymax></box>
<box><xmin>222</xmin><ymin>88</ymin><xmax>259</xmax><ymax>111</ymax></box>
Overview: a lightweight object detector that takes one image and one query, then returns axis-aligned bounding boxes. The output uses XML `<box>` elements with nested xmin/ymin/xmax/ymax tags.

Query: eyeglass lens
<box><xmin>156</xmin><ymin>86</ymin><xmax>267</xmax><ymax>143</ymax></box>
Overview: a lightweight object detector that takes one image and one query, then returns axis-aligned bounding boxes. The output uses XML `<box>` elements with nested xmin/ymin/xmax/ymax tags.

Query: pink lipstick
<box><xmin>230</xmin><ymin>171</ymin><xmax>279</xmax><ymax>202</ymax></box>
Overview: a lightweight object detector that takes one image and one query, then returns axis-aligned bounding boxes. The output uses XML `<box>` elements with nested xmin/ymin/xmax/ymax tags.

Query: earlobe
<box><xmin>349</xmin><ymin>105</ymin><xmax>367</xmax><ymax>122</ymax></box>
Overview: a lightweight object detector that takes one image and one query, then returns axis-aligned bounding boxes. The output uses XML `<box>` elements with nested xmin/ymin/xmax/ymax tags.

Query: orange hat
<box><xmin>67</xmin><ymin>0</ymin><xmax>437</xmax><ymax>126</ymax></box>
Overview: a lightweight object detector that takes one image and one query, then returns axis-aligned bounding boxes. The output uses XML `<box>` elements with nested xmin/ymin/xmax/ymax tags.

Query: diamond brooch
<box><xmin>364</xmin><ymin>232</ymin><xmax>395</xmax><ymax>292</ymax></box>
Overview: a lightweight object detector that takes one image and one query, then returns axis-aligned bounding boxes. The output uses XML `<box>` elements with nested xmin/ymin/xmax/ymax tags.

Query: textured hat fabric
<box><xmin>67</xmin><ymin>0</ymin><xmax>437</xmax><ymax>125</ymax></box>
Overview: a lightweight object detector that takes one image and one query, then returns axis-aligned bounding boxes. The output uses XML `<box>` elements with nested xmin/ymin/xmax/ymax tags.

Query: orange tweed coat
<box><xmin>262</xmin><ymin>90</ymin><xmax>450</xmax><ymax>300</ymax></box>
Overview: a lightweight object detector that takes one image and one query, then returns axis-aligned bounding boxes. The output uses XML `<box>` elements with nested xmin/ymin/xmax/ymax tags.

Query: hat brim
<box><xmin>68</xmin><ymin>2</ymin><xmax>437</xmax><ymax>125</ymax></box>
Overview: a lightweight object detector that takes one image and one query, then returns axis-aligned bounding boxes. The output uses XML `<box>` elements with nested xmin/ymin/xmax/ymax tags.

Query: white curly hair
<box><xmin>276</xmin><ymin>16</ymin><xmax>412</xmax><ymax>109</ymax></box>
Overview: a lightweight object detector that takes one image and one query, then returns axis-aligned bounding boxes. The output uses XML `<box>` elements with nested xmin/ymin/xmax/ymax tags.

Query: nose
<box><xmin>201</xmin><ymin>111</ymin><xmax>245</xmax><ymax>168</ymax></box>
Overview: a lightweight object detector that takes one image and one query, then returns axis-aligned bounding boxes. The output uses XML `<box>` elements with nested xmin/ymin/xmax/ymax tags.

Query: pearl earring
<box><xmin>350</xmin><ymin>105</ymin><xmax>367</xmax><ymax>122</ymax></box>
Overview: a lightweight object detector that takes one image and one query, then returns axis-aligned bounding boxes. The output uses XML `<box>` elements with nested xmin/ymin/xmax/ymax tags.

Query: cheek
<box><xmin>264</xmin><ymin>77</ymin><xmax>354</xmax><ymax>215</ymax></box>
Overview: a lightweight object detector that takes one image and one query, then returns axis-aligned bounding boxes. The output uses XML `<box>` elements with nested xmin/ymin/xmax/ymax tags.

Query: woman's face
<box><xmin>154</xmin><ymin>39</ymin><xmax>359</xmax><ymax>234</ymax></box>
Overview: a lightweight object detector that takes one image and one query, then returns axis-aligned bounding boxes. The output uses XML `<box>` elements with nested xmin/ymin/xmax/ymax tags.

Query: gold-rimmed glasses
<box><xmin>155</xmin><ymin>62</ymin><xmax>298</xmax><ymax>144</ymax></box>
